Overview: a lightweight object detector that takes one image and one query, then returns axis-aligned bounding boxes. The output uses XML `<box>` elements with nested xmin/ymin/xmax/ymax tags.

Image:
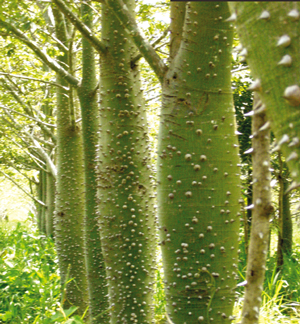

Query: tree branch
<box><xmin>0</xmin><ymin>71</ymin><xmax>69</xmax><ymax>90</ymax></box>
<box><xmin>52</xmin><ymin>0</ymin><xmax>107</xmax><ymax>54</ymax></box>
<box><xmin>0</xmin><ymin>18</ymin><xmax>80</xmax><ymax>87</ymax></box>
<box><xmin>29</xmin><ymin>136</ymin><xmax>57</xmax><ymax>179</ymax></box>
<box><xmin>131</xmin><ymin>26</ymin><xmax>169</xmax><ymax>65</ymax></box>
<box><xmin>0</xmin><ymin>170</ymin><xmax>46</xmax><ymax>206</ymax></box>
<box><xmin>0</xmin><ymin>104</ymin><xmax>56</xmax><ymax>128</ymax></box>
<box><xmin>0</xmin><ymin>79</ymin><xmax>57</xmax><ymax>143</ymax></box>
<box><xmin>104</xmin><ymin>0</ymin><xmax>167</xmax><ymax>83</ymax></box>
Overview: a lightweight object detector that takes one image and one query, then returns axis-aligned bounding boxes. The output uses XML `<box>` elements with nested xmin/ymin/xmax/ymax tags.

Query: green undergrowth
<box><xmin>235</xmin><ymin>229</ymin><xmax>300</xmax><ymax>323</ymax></box>
<box><xmin>0</xmin><ymin>220</ymin><xmax>86</xmax><ymax>324</ymax></box>
<box><xmin>1</xmin><ymin>220</ymin><xmax>300</xmax><ymax>323</ymax></box>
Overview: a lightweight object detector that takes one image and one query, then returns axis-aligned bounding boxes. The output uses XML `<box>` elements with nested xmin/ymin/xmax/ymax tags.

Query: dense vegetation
<box><xmin>0</xmin><ymin>1</ymin><xmax>300</xmax><ymax>324</ymax></box>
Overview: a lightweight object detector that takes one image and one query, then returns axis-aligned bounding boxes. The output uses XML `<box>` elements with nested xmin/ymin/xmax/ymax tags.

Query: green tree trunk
<box><xmin>52</xmin><ymin>6</ymin><xmax>88</xmax><ymax>314</ymax></box>
<box><xmin>97</xmin><ymin>1</ymin><xmax>156</xmax><ymax>322</ymax></box>
<box><xmin>41</xmin><ymin>169</ymin><xmax>47</xmax><ymax>234</ymax></box>
<box><xmin>230</xmin><ymin>2</ymin><xmax>300</xmax><ymax>189</ymax></box>
<box><xmin>157</xmin><ymin>3</ymin><xmax>241</xmax><ymax>323</ymax></box>
<box><xmin>46</xmin><ymin>168</ymin><xmax>55</xmax><ymax>238</ymax></box>
<box><xmin>282</xmin><ymin>180</ymin><xmax>293</xmax><ymax>255</ymax></box>
<box><xmin>240</xmin><ymin>94</ymin><xmax>273</xmax><ymax>324</ymax></box>
<box><xmin>37</xmin><ymin>171</ymin><xmax>43</xmax><ymax>231</ymax></box>
<box><xmin>277</xmin><ymin>153</ymin><xmax>293</xmax><ymax>271</ymax></box>
<box><xmin>77</xmin><ymin>2</ymin><xmax>108</xmax><ymax>322</ymax></box>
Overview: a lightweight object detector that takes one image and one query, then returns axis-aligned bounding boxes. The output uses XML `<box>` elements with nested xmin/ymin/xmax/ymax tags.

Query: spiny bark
<box><xmin>240</xmin><ymin>94</ymin><xmax>274</xmax><ymax>324</ymax></box>
<box><xmin>52</xmin><ymin>6</ymin><xmax>88</xmax><ymax>314</ymax></box>
<box><xmin>46</xmin><ymin>168</ymin><xmax>55</xmax><ymax>238</ymax></box>
<box><xmin>97</xmin><ymin>1</ymin><xmax>156</xmax><ymax>323</ymax></box>
<box><xmin>230</xmin><ymin>2</ymin><xmax>300</xmax><ymax>191</ymax></box>
<box><xmin>157</xmin><ymin>3</ymin><xmax>241</xmax><ymax>323</ymax></box>
<box><xmin>77</xmin><ymin>1</ymin><xmax>108</xmax><ymax>322</ymax></box>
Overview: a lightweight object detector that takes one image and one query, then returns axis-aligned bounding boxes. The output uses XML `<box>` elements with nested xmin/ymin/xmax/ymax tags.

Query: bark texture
<box><xmin>52</xmin><ymin>6</ymin><xmax>88</xmax><ymax>314</ymax></box>
<box><xmin>157</xmin><ymin>3</ymin><xmax>241</xmax><ymax>323</ymax></box>
<box><xmin>240</xmin><ymin>95</ymin><xmax>274</xmax><ymax>324</ymax></box>
<box><xmin>77</xmin><ymin>1</ymin><xmax>108</xmax><ymax>322</ymax></box>
<box><xmin>231</xmin><ymin>2</ymin><xmax>300</xmax><ymax>190</ymax></box>
<box><xmin>97</xmin><ymin>1</ymin><xmax>156</xmax><ymax>323</ymax></box>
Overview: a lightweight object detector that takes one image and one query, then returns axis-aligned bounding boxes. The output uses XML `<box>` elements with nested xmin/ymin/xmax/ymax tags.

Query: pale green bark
<box><xmin>97</xmin><ymin>1</ymin><xmax>156</xmax><ymax>323</ymax></box>
<box><xmin>46</xmin><ymin>169</ymin><xmax>55</xmax><ymax>238</ymax></box>
<box><xmin>240</xmin><ymin>95</ymin><xmax>274</xmax><ymax>324</ymax></box>
<box><xmin>231</xmin><ymin>2</ymin><xmax>300</xmax><ymax>189</ymax></box>
<box><xmin>157</xmin><ymin>3</ymin><xmax>241</xmax><ymax>323</ymax></box>
<box><xmin>52</xmin><ymin>6</ymin><xmax>88</xmax><ymax>314</ymax></box>
<box><xmin>77</xmin><ymin>2</ymin><xmax>108</xmax><ymax>322</ymax></box>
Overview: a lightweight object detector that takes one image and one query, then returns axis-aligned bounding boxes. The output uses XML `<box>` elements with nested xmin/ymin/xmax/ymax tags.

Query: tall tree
<box><xmin>51</xmin><ymin>6</ymin><xmax>89</xmax><ymax>313</ymax></box>
<box><xmin>52</xmin><ymin>0</ymin><xmax>157</xmax><ymax>322</ymax></box>
<box><xmin>108</xmin><ymin>1</ymin><xmax>241</xmax><ymax>323</ymax></box>
<box><xmin>77</xmin><ymin>1</ymin><xmax>108</xmax><ymax>322</ymax></box>
<box><xmin>231</xmin><ymin>2</ymin><xmax>300</xmax><ymax>192</ymax></box>
<box><xmin>239</xmin><ymin>94</ymin><xmax>273</xmax><ymax>324</ymax></box>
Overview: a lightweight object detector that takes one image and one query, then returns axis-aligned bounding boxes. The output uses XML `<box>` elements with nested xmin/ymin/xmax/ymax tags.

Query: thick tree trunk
<box><xmin>52</xmin><ymin>7</ymin><xmax>88</xmax><ymax>314</ymax></box>
<box><xmin>231</xmin><ymin>2</ymin><xmax>300</xmax><ymax>190</ymax></box>
<box><xmin>96</xmin><ymin>1</ymin><xmax>156</xmax><ymax>323</ymax></box>
<box><xmin>240</xmin><ymin>95</ymin><xmax>274</xmax><ymax>324</ymax></box>
<box><xmin>77</xmin><ymin>2</ymin><xmax>108</xmax><ymax>322</ymax></box>
<box><xmin>157</xmin><ymin>3</ymin><xmax>241</xmax><ymax>323</ymax></box>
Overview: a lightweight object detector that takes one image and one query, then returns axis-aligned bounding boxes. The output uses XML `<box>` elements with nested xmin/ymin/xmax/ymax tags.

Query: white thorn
<box><xmin>277</xmin><ymin>35</ymin><xmax>291</xmax><ymax>47</ymax></box>
<box><xmin>259</xmin><ymin>121</ymin><xmax>270</xmax><ymax>131</ymax></box>
<box><xmin>288</xmin><ymin>137</ymin><xmax>300</xmax><ymax>147</ymax></box>
<box><xmin>271</xmin><ymin>145</ymin><xmax>280</xmax><ymax>153</ymax></box>
<box><xmin>259</xmin><ymin>10</ymin><xmax>270</xmax><ymax>20</ymax></box>
<box><xmin>233</xmin><ymin>43</ymin><xmax>243</xmax><ymax>52</ymax></box>
<box><xmin>288</xmin><ymin>9</ymin><xmax>300</xmax><ymax>21</ymax></box>
<box><xmin>254</xmin><ymin>104</ymin><xmax>266</xmax><ymax>115</ymax></box>
<box><xmin>238</xmin><ymin>48</ymin><xmax>248</xmax><ymax>57</ymax></box>
<box><xmin>278</xmin><ymin>134</ymin><xmax>289</xmax><ymax>146</ymax></box>
<box><xmin>248</xmin><ymin>79</ymin><xmax>261</xmax><ymax>91</ymax></box>
<box><xmin>235</xmin><ymin>130</ymin><xmax>243</xmax><ymax>135</ymax></box>
<box><xmin>244</xmin><ymin>110</ymin><xmax>254</xmax><ymax>117</ymax></box>
<box><xmin>245</xmin><ymin>204</ymin><xmax>254</xmax><ymax>210</ymax></box>
<box><xmin>278</xmin><ymin>54</ymin><xmax>292</xmax><ymax>67</ymax></box>
<box><xmin>237</xmin><ymin>280</ymin><xmax>248</xmax><ymax>287</ymax></box>
<box><xmin>285</xmin><ymin>181</ymin><xmax>300</xmax><ymax>194</ymax></box>
<box><xmin>244</xmin><ymin>148</ymin><xmax>254</xmax><ymax>154</ymax></box>
<box><xmin>284</xmin><ymin>85</ymin><xmax>300</xmax><ymax>106</ymax></box>
<box><xmin>286</xmin><ymin>151</ymin><xmax>298</xmax><ymax>162</ymax></box>
<box><xmin>258</xmin><ymin>232</ymin><xmax>263</xmax><ymax>239</ymax></box>
<box><xmin>226</xmin><ymin>12</ymin><xmax>237</xmax><ymax>22</ymax></box>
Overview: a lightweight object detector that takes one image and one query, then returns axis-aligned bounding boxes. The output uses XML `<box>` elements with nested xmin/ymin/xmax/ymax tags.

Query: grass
<box><xmin>0</xmin><ymin>219</ymin><xmax>84</xmax><ymax>324</ymax></box>
<box><xmin>1</xmin><ymin>219</ymin><xmax>300</xmax><ymax>323</ymax></box>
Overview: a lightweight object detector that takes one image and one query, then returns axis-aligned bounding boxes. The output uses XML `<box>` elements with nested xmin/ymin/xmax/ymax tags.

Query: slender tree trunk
<box><xmin>277</xmin><ymin>153</ymin><xmax>293</xmax><ymax>271</ymax></box>
<box><xmin>245</xmin><ymin>169</ymin><xmax>253</xmax><ymax>256</ymax></box>
<box><xmin>97</xmin><ymin>1</ymin><xmax>156</xmax><ymax>322</ymax></box>
<box><xmin>282</xmin><ymin>180</ymin><xmax>293</xmax><ymax>255</ymax></box>
<box><xmin>77</xmin><ymin>2</ymin><xmax>108</xmax><ymax>322</ymax></box>
<box><xmin>37</xmin><ymin>171</ymin><xmax>43</xmax><ymax>231</ymax></box>
<box><xmin>46</xmin><ymin>169</ymin><xmax>55</xmax><ymax>238</ymax></box>
<box><xmin>240</xmin><ymin>94</ymin><xmax>274</xmax><ymax>324</ymax></box>
<box><xmin>41</xmin><ymin>169</ymin><xmax>47</xmax><ymax>234</ymax></box>
<box><xmin>231</xmin><ymin>2</ymin><xmax>300</xmax><ymax>190</ymax></box>
<box><xmin>157</xmin><ymin>3</ymin><xmax>241</xmax><ymax>323</ymax></box>
<box><xmin>52</xmin><ymin>6</ymin><xmax>88</xmax><ymax>314</ymax></box>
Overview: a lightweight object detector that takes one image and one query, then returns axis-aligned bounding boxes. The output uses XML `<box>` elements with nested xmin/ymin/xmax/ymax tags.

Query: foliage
<box><xmin>0</xmin><ymin>220</ymin><xmax>87</xmax><ymax>324</ymax></box>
